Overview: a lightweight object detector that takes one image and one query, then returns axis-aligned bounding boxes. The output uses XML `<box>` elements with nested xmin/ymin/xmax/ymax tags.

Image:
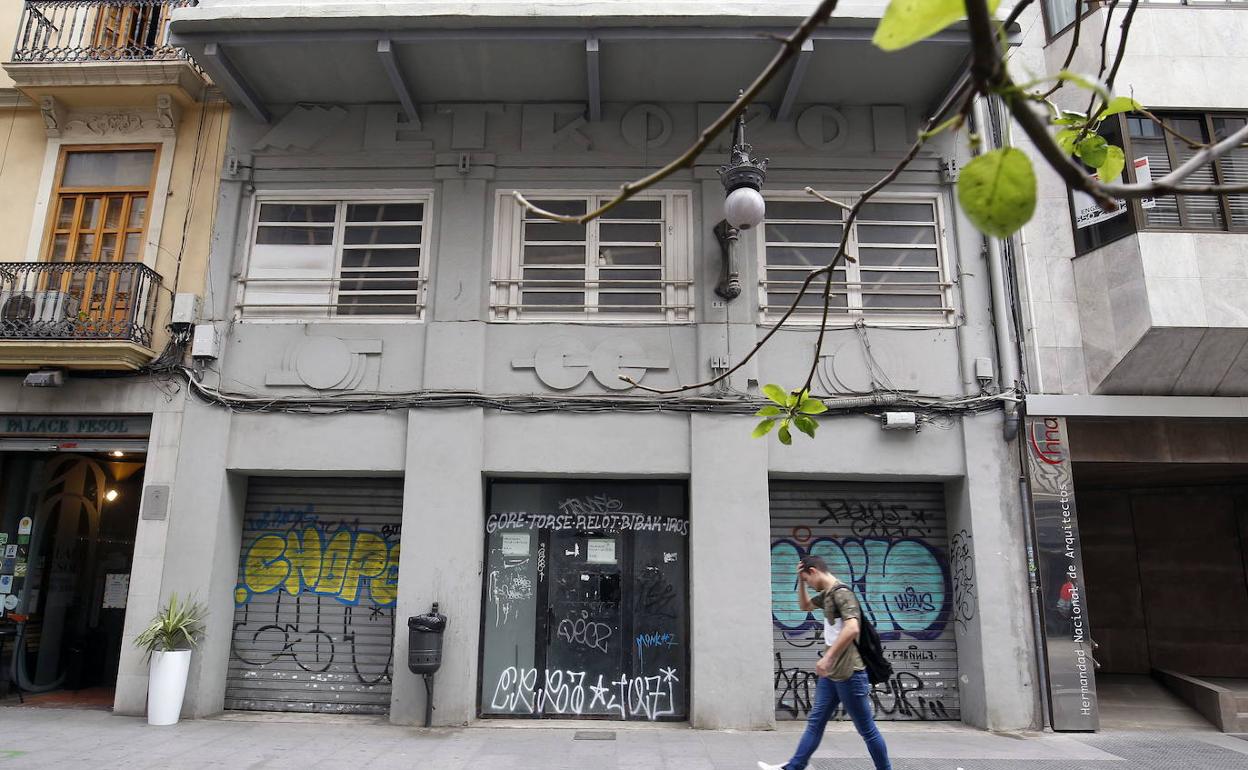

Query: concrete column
<box><xmin>689</xmin><ymin>412</ymin><xmax>774</xmax><ymax>729</ymax></box>
<box><xmin>158</xmin><ymin>399</ymin><xmax>239</xmax><ymax>718</ymax></box>
<box><xmin>947</xmin><ymin>414</ymin><xmax>1042</xmax><ymax>730</ymax></box>
<box><xmin>113</xmin><ymin>399</ymin><xmax>185</xmax><ymax>715</ymax></box>
<box><xmin>391</xmin><ymin>408</ymin><xmax>485</xmax><ymax>725</ymax></box>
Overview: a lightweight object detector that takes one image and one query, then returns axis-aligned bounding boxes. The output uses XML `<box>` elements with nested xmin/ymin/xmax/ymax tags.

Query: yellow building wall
<box><xmin>0</xmin><ymin>95</ymin><xmax>230</xmax><ymax>354</ymax></box>
<box><xmin>0</xmin><ymin>7</ymin><xmax>18</xmax><ymax>90</ymax></box>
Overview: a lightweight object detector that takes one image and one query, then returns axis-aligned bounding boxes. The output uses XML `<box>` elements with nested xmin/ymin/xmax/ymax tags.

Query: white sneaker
<box><xmin>757</xmin><ymin>763</ymin><xmax>786</xmax><ymax>770</ymax></box>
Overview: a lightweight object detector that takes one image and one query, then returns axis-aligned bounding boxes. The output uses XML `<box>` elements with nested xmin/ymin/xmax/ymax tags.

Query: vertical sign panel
<box><xmin>1025</xmin><ymin>416</ymin><xmax>1098</xmax><ymax>731</ymax></box>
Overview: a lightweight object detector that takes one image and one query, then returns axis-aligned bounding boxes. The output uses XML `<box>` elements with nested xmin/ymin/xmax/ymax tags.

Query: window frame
<box><xmin>489</xmin><ymin>189</ymin><xmax>694</xmax><ymax>323</ymax></box>
<box><xmin>237</xmin><ymin>190</ymin><xmax>434</xmax><ymax>322</ymax></box>
<box><xmin>1041</xmin><ymin>0</ymin><xmax>1101</xmax><ymax>43</ymax></box>
<box><xmin>1118</xmin><ymin>111</ymin><xmax>1248</xmax><ymax>235</ymax></box>
<box><xmin>755</xmin><ymin>191</ymin><xmax>956</xmax><ymax>328</ymax></box>
<box><xmin>41</xmin><ymin>143</ymin><xmax>161</xmax><ymax>265</ymax></box>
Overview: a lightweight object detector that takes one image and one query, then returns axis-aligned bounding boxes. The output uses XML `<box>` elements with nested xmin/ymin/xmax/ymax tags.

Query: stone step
<box><xmin>1238</xmin><ymin>713</ymin><xmax>1248</xmax><ymax>733</ymax></box>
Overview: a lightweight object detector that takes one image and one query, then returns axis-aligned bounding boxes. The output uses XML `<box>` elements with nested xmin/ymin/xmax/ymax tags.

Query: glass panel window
<box><xmin>761</xmin><ymin>196</ymin><xmax>949</xmax><ymax>324</ymax></box>
<box><xmin>242</xmin><ymin>198</ymin><xmax>429</xmax><ymax>319</ymax></box>
<box><xmin>494</xmin><ymin>192</ymin><xmax>692</xmax><ymax>321</ymax></box>
<box><xmin>1042</xmin><ymin>0</ymin><xmax>1081</xmax><ymax>37</ymax></box>
<box><xmin>62</xmin><ymin>150</ymin><xmax>155</xmax><ymax>188</ymax></box>
<box><xmin>1124</xmin><ymin>112</ymin><xmax>1247</xmax><ymax>234</ymax></box>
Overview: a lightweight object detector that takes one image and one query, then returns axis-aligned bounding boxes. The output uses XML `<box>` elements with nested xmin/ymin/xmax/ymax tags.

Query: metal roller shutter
<box><xmin>227</xmin><ymin>477</ymin><xmax>403</xmax><ymax>714</ymax></box>
<box><xmin>769</xmin><ymin>481</ymin><xmax>959</xmax><ymax>722</ymax></box>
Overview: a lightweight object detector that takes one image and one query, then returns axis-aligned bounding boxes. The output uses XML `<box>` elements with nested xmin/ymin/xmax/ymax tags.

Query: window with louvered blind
<box><xmin>1125</xmin><ymin>112</ymin><xmax>1247</xmax><ymax>233</ymax></box>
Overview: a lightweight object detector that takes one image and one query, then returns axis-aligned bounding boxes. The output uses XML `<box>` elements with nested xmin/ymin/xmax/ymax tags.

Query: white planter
<box><xmin>147</xmin><ymin>649</ymin><xmax>192</xmax><ymax>726</ymax></box>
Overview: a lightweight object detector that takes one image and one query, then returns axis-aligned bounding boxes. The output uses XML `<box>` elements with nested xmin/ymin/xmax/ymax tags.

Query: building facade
<box><xmin>2</xmin><ymin>0</ymin><xmax>1046</xmax><ymax>732</ymax></box>
<box><xmin>0</xmin><ymin>0</ymin><xmax>227</xmax><ymax>708</ymax></box>
<box><xmin>1014</xmin><ymin>0</ymin><xmax>1248</xmax><ymax>733</ymax></box>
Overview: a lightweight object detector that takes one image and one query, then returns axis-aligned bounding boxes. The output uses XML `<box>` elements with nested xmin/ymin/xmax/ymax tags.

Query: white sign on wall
<box><xmin>587</xmin><ymin>538</ymin><xmax>616</xmax><ymax>565</ymax></box>
<box><xmin>1073</xmin><ymin>156</ymin><xmax>1157</xmax><ymax>229</ymax></box>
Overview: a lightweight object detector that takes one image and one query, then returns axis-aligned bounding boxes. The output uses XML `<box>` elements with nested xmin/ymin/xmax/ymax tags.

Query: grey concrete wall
<box><xmin>689</xmin><ymin>413</ymin><xmax>772</xmax><ymax>729</ymax></box>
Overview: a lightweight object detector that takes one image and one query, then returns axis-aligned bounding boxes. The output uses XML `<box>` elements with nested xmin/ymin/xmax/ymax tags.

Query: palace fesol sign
<box><xmin>0</xmin><ymin>414</ymin><xmax>150</xmax><ymax>439</ymax></box>
<box><xmin>1025</xmin><ymin>416</ymin><xmax>1098</xmax><ymax>732</ymax></box>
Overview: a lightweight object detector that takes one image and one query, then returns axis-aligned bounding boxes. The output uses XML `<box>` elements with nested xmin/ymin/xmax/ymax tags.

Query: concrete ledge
<box><xmin>0</xmin><ymin>340</ymin><xmax>157</xmax><ymax>371</ymax></box>
<box><xmin>1155</xmin><ymin>669</ymin><xmax>1236</xmax><ymax>732</ymax></box>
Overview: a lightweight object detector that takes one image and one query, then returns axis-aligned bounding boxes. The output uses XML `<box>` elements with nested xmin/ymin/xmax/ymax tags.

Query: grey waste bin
<box><xmin>408</xmin><ymin>603</ymin><xmax>447</xmax><ymax>727</ymax></box>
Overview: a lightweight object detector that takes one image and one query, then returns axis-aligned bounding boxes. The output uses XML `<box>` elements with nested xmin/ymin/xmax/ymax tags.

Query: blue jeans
<box><xmin>786</xmin><ymin>670</ymin><xmax>891</xmax><ymax>770</ymax></box>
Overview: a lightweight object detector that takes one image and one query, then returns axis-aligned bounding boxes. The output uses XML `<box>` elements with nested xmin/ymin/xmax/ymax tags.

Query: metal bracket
<box><xmin>713</xmin><ymin>219</ymin><xmax>741</xmax><ymax>301</ymax></box>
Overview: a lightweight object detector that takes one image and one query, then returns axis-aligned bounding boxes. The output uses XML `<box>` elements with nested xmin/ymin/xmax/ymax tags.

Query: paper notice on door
<box><xmin>0</xmin><ymin>533</ymin><xmax>8</xmax><ymax>547</ymax></box>
<box><xmin>102</xmin><ymin>573</ymin><xmax>130</xmax><ymax>609</ymax></box>
<box><xmin>13</xmin><ymin>562</ymin><xmax>26</xmax><ymax>578</ymax></box>
<box><xmin>0</xmin><ymin>575</ymin><xmax>11</xmax><ymax>594</ymax></box>
<box><xmin>587</xmin><ymin>538</ymin><xmax>616</xmax><ymax>564</ymax></box>
<box><xmin>3</xmin><ymin>545</ymin><xmax>14</xmax><ymax>558</ymax></box>
<box><xmin>501</xmin><ymin>532</ymin><xmax>530</xmax><ymax>557</ymax></box>
<box><xmin>17</xmin><ymin>517</ymin><xmax>31</xmax><ymax>536</ymax></box>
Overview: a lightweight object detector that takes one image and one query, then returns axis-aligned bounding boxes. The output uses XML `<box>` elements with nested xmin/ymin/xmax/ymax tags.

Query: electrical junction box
<box><xmin>881</xmin><ymin>411</ymin><xmax>918</xmax><ymax>431</ymax></box>
<box><xmin>975</xmin><ymin>356</ymin><xmax>995</xmax><ymax>381</ymax></box>
<box><xmin>172</xmin><ymin>294</ymin><xmax>200</xmax><ymax>326</ymax></box>
<box><xmin>191</xmin><ymin>323</ymin><xmax>220</xmax><ymax>360</ymax></box>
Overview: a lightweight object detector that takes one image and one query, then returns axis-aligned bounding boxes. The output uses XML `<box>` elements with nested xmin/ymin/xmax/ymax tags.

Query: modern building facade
<box><xmin>2</xmin><ymin>0</ymin><xmax>1049</xmax><ymax>733</ymax></box>
<box><xmin>1014</xmin><ymin>0</ymin><xmax>1248</xmax><ymax>733</ymax></box>
<box><xmin>0</xmin><ymin>0</ymin><xmax>227</xmax><ymax>708</ymax></box>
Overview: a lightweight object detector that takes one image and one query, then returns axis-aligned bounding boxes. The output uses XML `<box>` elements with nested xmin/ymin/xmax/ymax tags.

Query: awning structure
<box><xmin>169</xmin><ymin>4</ymin><xmax>1019</xmax><ymax>124</ymax></box>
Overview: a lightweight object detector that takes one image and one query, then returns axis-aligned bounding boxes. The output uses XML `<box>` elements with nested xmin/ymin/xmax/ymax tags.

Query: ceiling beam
<box><xmin>377</xmin><ymin>38</ymin><xmax>422</xmax><ymax>130</ymax></box>
<box><xmin>198</xmin><ymin>42</ymin><xmax>270</xmax><ymax>124</ymax></box>
<box><xmin>777</xmin><ymin>38</ymin><xmax>813</xmax><ymax>122</ymax></box>
<box><xmin>586</xmin><ymin>38</ymin><xmax>601</xmax><ymax>123</ymax></box>
<box><xmin>176</xmin><ymin>25</ymin><xmax>1015</xmax><ymax>47</ymax></box>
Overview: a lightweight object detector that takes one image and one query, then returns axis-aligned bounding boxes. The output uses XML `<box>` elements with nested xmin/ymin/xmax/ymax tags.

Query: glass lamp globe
<box><xmin>724</xmin><ymin>186</ymin><xmax>766</xmax><ymax>230</ymax></box>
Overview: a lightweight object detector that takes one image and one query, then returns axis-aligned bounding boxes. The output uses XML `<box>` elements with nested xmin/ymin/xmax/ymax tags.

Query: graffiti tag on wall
<box><xmin>770</xmin><ymin>537</ymin><xmax>951</xmax><ymax>641</ymax></box>
<box><xmin>234</xmin><ymin>524</ymin><xmax>401</xmax><ymax>607</ymax></box>
<box><xmin>490</xmin><ymin>666</ymin><xmax>680</xmax><ymax>720</ymax></box>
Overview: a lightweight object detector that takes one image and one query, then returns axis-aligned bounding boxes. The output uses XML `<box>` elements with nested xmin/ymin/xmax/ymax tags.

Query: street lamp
<box><xmin>715</xmin><ymin>106</ymin><xmax>769</xmax><ymax>300</ymax></box>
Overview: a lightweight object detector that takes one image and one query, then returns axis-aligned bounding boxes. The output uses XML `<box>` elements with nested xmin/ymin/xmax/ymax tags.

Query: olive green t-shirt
<box><xmin>811</xmin><ymin>582</ymin><xmax>865</xmax><ymax>681</ymax></box>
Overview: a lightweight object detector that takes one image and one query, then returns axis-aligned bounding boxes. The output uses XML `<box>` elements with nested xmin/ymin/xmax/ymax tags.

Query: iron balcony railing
<box><xmin>11</xmin><ymin>0</ymin><xmax>199</xmax><ymax>65</ymax></box>
<box><xmin>0</xmin><ymin>262</ymin><xmax>162</xmax><ymax>346</ymax></box>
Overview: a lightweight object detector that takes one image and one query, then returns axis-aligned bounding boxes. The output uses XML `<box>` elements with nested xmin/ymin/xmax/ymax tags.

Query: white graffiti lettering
<box><xmin>489</xmin><ymin>666</ymin><xmax>679</xmax><ymax>719</ymax></box>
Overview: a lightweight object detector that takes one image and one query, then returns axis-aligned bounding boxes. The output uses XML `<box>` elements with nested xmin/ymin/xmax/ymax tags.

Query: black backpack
<box><xmin>830</xmin><ymin>585</ymin><xmax>894</xmax><ymax>685</ymax></box>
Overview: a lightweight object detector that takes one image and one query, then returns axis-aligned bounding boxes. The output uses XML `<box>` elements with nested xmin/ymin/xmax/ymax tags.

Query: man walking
<box><xmin>759</xmin><ymin>555</ymin><xmax>892</xmax><ymax>770</ymax></box>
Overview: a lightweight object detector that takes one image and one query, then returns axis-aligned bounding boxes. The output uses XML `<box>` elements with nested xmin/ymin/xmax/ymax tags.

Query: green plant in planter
<box><xmin>134</xmin><ymin>593</ymin><xmax>206</xmax><ymax>657</ymax></box>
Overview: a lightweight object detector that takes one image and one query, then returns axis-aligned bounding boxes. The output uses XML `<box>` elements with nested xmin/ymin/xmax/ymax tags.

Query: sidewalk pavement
<box><xmin>2</xmin><ymin>707</ymin><xmax>1248</xmax><ymax>769</ymax></box>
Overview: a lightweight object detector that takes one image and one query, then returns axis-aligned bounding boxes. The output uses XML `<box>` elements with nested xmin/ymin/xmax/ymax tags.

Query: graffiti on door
<box><xmin>770</xmin><ymin>537</ymin><xmax>951</xmax><ymax>642</ymax></box>
<box><xmin>233</xmin><ymin>520</ymin><xmax>400</xmax><ymax>607</ymax></box>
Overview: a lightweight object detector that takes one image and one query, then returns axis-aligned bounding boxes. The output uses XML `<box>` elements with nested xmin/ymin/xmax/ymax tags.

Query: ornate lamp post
<box><xmin>715</xmin><ymin>107</ymin><xmax>768</xmax><ymax>300</ymax></box>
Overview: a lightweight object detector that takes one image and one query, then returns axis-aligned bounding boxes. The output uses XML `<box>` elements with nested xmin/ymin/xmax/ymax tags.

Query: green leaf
<box><xmin>1053</xmin><ymin>111</ymin><xmax>1088</xmax><ymax>127</ymax></box>
<box><xmin>756</xmin><ymin>405</ymin><xmax>783</xmax><ymax>417</ymax></box>
<box><xmin>1097</xmin><ymin>145</ymin><xmax>1126</xmax><ymax>183</ymax></box>
<box><xmin>956</xmin><ymin>148</ymin><xmax>1038</xmax><ymax>239</ymax></box>
<box><xmin>785</xmin><ymin>389</ymin><xmax>801</xmax><ymax>408</ymax></box>
<box><xmin>1055</xmin><ymin>128</ymin><xmax>1080</xmax><ymax>156</ymax></box>
<box><xmin>873</xmin><ymin>0</ymin><xmax>1001</xmax><ymax>52</ymax></box>
<box><xmin>778</xmin><ymin>424</ymin><xmax>793</xmax><ymax>445</ymax></box>
<box><xmin>1056</xmin><ymin>71</ymin><xmax>1109</xmax><ymax>100</ymax></box>
<box><xmin>1099</xmin><ymin>96</ymin><xmax>1144</xmax><ymax>120</ymax></box>
<box><xmin>752</xmin><ymin>418</ymin><xmax>777</xmax><ymax>438</ymax></box>
<box><xmin>798</xmin><ymin>398</ymin><xmax>828</xmax><ymax>415</ymax></box>
<box><xmin>1075</xmin><ymin>135</ymin><xmax>1108</xmax><ymax>167</ymax></box>
<box><xmin>762</xmin><ymin>383</ymin><xmax>788</xmax><ymax>406</ymax></box>
<box><xmin>794</xmin><ymin>415</ymin><xmax>818</xmax><ymax>438</ymax></box>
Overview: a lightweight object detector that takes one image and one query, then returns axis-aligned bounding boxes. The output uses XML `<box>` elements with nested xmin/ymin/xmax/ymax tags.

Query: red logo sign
<box><xmin>1029</xmin><ymin>417</ymin><xmax>1065</xmax><ymax>465</ymax></box>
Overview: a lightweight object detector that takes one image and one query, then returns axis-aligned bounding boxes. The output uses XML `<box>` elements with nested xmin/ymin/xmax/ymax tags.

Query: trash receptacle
<box><xmin>408</xmin><ymin>603</ymin><xmax>447</xmax><ymax>727</ymax></box>
<box><xmin>407</xmin><ymin>604</ymin><xmax>447</xmax><ymax>675</ymax></box>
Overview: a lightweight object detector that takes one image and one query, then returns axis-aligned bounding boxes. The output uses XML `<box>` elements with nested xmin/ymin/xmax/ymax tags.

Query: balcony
<box><xmin>3</xmin><ymin>0</ymin><xmax>208</xmax><ymax>103</ymax></box>
<box><xmin>0</xmin><ymin>262</ymin><xmax>163</xmax><ymax>370</ymax></box>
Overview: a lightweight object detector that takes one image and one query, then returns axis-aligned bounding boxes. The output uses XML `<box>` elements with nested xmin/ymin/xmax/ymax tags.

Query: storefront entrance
<box><xmin>480</xmin><ymin>480</ymin><xmax>688</xmax><ymax>720</ymax></box>
<box><xmin>0</xmin><ymin>448</ymin><xmax>144</xmax><ymax>705</ymax></box>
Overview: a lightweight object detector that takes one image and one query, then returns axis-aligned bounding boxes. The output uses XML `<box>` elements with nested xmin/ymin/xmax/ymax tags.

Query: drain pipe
<box><xmin>971</xmin><ymin>96</ymin><xmax>1022</xmax><ymax>442</ymax></box>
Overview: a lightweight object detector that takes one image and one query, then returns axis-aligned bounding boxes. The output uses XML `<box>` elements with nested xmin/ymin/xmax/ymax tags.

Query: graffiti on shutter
<box><xmin>226</xmin><ymin>477</ymin><xmax>403</xmax><ymax>714</ymax></box>
<box><xmin>770</xmin><ymin>482</ymin><xmax>960</xmax><ymax>722</ymax></box>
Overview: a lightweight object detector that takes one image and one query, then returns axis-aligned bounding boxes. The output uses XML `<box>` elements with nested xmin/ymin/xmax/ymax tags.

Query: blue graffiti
<box><xmin>771</xmin><ymin>538</ymin><xmax>951</xmax><ymax>641</ymax></box>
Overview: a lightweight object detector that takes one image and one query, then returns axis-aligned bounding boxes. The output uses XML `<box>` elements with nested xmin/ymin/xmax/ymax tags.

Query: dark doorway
<box><xmin>0</xmin><ymin>452</ymin><xmax>142</xmax><ymax>706</ymax></box>
<box><xmin>480</xmin><ymin>480</ymin><xmax>688</xmax><ymax>721</ymax></box>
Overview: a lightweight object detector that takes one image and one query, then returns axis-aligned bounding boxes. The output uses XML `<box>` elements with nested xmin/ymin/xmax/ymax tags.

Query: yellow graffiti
<box><xmin>234</xmin><ymin>525</ymin><xmax>400</xmax><ymax>607</ymax></box>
